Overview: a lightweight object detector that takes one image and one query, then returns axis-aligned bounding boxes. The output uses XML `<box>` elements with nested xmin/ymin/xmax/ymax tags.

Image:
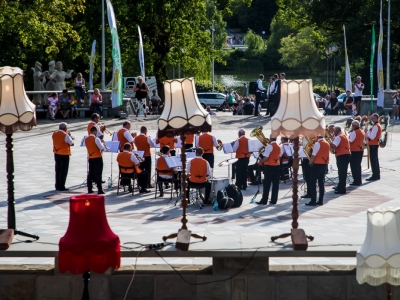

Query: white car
<box><xmin>196</xmin><ymin>92</ymin><xmax>226</xmax><ymax>108</ymax></box>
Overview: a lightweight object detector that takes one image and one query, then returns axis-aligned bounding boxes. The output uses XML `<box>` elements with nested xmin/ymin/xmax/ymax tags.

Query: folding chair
<box><xmin>187</xmin><ymin>183</ymin><xmax>206</xmax><ymax>209</ymax></box>
<box><xmin>117</xmin><ymin>165</ymin><xmax>138</xmax><ymax>195</ymax></box>
<box><xmin>155</xmin><ymin>169</ymin><xmax>174</xmax><ymax>200</ymax></box>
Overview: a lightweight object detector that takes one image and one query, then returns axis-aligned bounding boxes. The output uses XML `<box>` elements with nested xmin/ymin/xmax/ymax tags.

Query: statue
<box><xmin>48</xmin><ymin>61</ymin><xmax>74</xmax><ymax>91</ymax></box>
<box><xmin>44</xmin><ymin>60</ymin><xmax>56</xmax><ymax>91</ymax></box>
<box><xmin>31</xmin><ymin>61</ymin><xmax>46</xmax><ymax>105</ymax></box>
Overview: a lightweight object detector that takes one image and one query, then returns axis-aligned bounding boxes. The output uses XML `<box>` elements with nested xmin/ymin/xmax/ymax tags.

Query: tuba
<box><xmin>324</xmin><ymin>126</ymin><xmax>335</xmax><ymax>154</ymax></box>
<box><xmin>378</xmin><ymin>115</ymin><xmax>389</xmax><ymax>148</ymax></box>
<box><xmin>303</xmin><ymin>137</ymin><xmax>314</xmax><ymax>160</ymax></box>
<box><xmin>216</xmin><ymin>139</ymin><xmax>223</xmax><ymax>151</ymax></box>
<box><xmin>250</xmin><ymin>126</ymin><xmax>270</xmax><ymax>156</ymax></box>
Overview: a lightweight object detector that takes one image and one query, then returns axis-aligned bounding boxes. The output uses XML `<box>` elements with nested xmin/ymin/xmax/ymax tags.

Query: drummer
<box><xmin>198</xmin><ymin>131</ymin><xmax>219</xmax><ymax>169</ymax></box>
<box><xmin>187</xmin><ymin>147</ymin><xmax>212</xmax><ymax>204</ymax></box>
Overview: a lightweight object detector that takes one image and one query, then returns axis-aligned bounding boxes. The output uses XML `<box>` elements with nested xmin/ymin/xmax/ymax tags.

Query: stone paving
<box><xmin>0</xmin><ymin>113</ymin><xmax>399</xmax><ymax>266</ymax></box>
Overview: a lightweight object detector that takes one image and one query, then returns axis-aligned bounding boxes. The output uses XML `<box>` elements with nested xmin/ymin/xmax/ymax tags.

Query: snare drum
<box><xmin>211</xmin><ymin>178</ymin><xmax>229</xmax><ymax>197</ymax></box>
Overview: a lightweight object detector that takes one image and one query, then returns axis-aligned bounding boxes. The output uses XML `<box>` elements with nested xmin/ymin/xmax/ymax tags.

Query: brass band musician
<box><xmin>134</xmin><ymin>126</ymin><xmax>155</xmax><ymax>187</ymax></box>
<box><xmin>86</xmin><ymin>126</ymin><xmax>105</xmax><ymax>195</ymax></box>
<box><xmin>306</xmin><ymin>136</ymin><xmax>330</xmax><ymax>206</ymax></box>
<box><xmin>187</xmin><ymin>147</ymin><xmax>212</xmax><ymax>204</ymax></box>
<box><xmin>87</xmin><ymin>113</ymin><xmax>105</xmax><ymax>139</ymax></box>
<box><xmin>156</xmin><ymin>132</ymin><xmax>177</xmax><ymax>156</ymax></box>
<box><xmin>198</xmin><ymin>131</ymin><xmax>219</xmax><ymax>169</ymax></box>
<box><xmin>117</xmin><ymin>121</ymin><xmax>136</xmax><ymax>152</ymax></box>
<box><xmin>365</xmin><ymin>113</ymin><xmax>382</xmax><ymax>181</ymax></box>
<box><xmin>232</xmin><ymin>129</ymin><xmax>251</xmax><ymax>190</ymax></box>
<box><xmin>299</xmin><ymin>137</ymin><xmax>311</xmax><ymax>199</ymax></box>
<box><xmin>349</xmin><ymin>120</ymin><xmax>364</xmax><ymax>186</ymax></box>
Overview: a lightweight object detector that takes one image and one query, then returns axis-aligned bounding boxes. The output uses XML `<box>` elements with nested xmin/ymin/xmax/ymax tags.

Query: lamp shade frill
<box><xmin>158</xmin><ymin>78</ymin><xmax>211</xmax><ymax>138</ymax></box>
<box><xmin>0</xmin><ymin>66</ymin><xmax>36</xmax><ymax>134</ymax></box>
<box><xmin>357</xmin><ymin>207</ymin><xmax>400</xmax><ymax>286</ymax></box>
<box><xmin>271</xmin><ymin>80</ymin><xmax>325</xmax><ymax>139</ymax></box>
<box><xmin>59</xmin><ymin>195</ymin><xmax>121</xmax><ymax>274</ymax></box>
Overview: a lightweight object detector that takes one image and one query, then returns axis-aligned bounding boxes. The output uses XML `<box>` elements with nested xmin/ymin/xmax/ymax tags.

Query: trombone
<box><xmin>98</xmin><ymin>122</ymin><xmax>112</xmax><ymax>136</ymax></box>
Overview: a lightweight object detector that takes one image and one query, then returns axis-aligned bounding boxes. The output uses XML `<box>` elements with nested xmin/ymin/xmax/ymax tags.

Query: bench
<box><xmin>34</xmin><ymin>106</ymin><xmax>108</xmax><ymax>119</ymax></box>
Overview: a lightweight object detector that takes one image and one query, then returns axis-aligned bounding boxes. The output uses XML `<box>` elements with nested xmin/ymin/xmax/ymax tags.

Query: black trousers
<box><xmin>235</xmin><ymin>157</ymin><xmax>249</xmax><ymax>189</ymax></box>
<box><xmin>121</xmin><ymin>171</ymin><xmax>148</xmax><ymax>190</ymax></box>
<box><xmin>309</xmin><ymin>164</ymin><xmax>326</xmax><ymax>204</ymax></box>
<box><xmin>87</xmin><ymin>157</ymin><xmax>103</xmax><ymax>191</ymax></box>
<box><xmin>301</xmin><ymin>158</ymin><xmax>311</xmax><ymax>195</ymax></box>
<box><xmin>262</xmin><ymin>165</ymin><xmax>280</xmax><ymax>203</ymax></box>
<box><xmin>350</xmin><ymin>151</ymin><xmax>363</xmax><ymax>184</ymax></box>
<box><xmin>254</xmin><ymin>92</ymin><xmax>262</xmax><ymax>115</ymax></box>
<box><xmin>248</xmin><ymin>163</ymin><xmax>261</xmax><ymax>183</ymax></box>
<box><xmin>139</xmin><ymin>156</ymin><xmax>152</xmax><ymax>186</ymax></box>
<box><xmin>170</xmin><ymin>149</ymin><xmax>176</xmax><ymax>156</ymax></box>
<box><xmin>203</xmin><ymin>153</ymin><xmax>215</xmax><ymax>169</ymax></box>
<box><xmin>158</xmin><ymin>173</ymin><xmax>180</xmax><ymax>192</ymax></box>
<box><xmin>369</xmin><ymin>145</ymin><xmax>380</xmax><ymax>179</ymax></box>
<box><xmin>54</xmin><ymin>154</ymin><xmax>70</xmax><ymax>190</ymax></box>
<box><xmin>336</xmin><ymin>154</ymin><xmax>350</xmax><ymax>193</ymax></box>
<box><xmin>188</xmin><ymin>180</ymin><xmax>211</xmax><ymax>203</ymax></box>
<box><xmin>185</xmin><ymin>144</ymin><xmax>193</xmax><ymax>150</ymax></box>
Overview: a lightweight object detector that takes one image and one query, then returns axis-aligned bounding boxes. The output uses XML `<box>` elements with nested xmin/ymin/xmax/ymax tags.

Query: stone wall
<box><xmin>0</xmin><ymin>265</ymin><xmax>398</xmax><ymax>300</ymax></box>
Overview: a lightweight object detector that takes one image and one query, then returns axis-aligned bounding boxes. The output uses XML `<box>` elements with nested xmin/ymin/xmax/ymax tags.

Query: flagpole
<box><xmin>385</xmin><ymin>0</ymin><xmax>390</xmax><ymax>91</ymax></box>
<box><xmin>101</xmin><ymin>0</ymin><xmax>105</xmax><ymax>90</ymax></box>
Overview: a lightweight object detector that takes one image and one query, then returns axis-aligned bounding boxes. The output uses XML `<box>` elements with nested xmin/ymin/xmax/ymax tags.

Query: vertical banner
<box><xmin>106</xmin><ymin>0</ymin><xmax>123</xmax><ymax>108</ymax></box>
<box><xmin>370</xmin><ymin>24</ymin><xmax>376</xmax><ymax>112</ymax></box>
<box><xmin>89</xmin><ymin>40</ymin><xmax>96</xmax><ymax>91</ymax></box>
<box><xmin>377</xmin><ymin>0</ymin><xmax>385</xmax><ymax>108</ymax></box>
<box><xmin>343</xmin><ymin>25</ymin><xmax>352</xmax><ymax>92</ymax></box>
<box><xmin>138</xmin><ymin>26</ymin><xmax>145</xmax><ymax>79</ymax></box>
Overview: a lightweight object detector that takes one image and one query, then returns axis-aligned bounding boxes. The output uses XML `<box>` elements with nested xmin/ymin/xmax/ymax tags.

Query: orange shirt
<box><xmin>117</xmin><ymin>128</ymin><xmax>134</xmax><ymax>151</ymax></box>
<box><xmin>189</xmin><ymin>158</ymin><xmax>208</xmax><ymax>183</ymax></box>
<box><xmin>116</xmin><ymin>152</ymin><xmax>141</xmax><ymax>173</ymax></box>
<box><xmin>135</xmin><ymin>134</ymin><xmax>151</xmax><ymax>157</ymax></box>
<box><xmin>236</xmin><ymin>137</ymin><xmax>250</xmax><ymax>158</ymax></box>
<box><xmin>368</xmin><ymin>123</ymin><xmax>382</xmax><ymax>146</ymax></box>
<box><xmin>87</xmin><ymin>121</ymin><xmax>97</xmax><ymax>136</ymax></box>
<box><xmin>185</xmin><ymin>133</ymin><xmax>194</xmax><ymax>145</ymax></box>
<box><xmin>159</xmin><ymin>136</ymin><xmax>175</xmax><ymax>149</ymax></box>
<box><xmin>85</xmin><ymin>136</ymin><xmax>102</xmax><ymax>159</ymax></box>
<box><xmin>264</xmin><ymin>143</ymin><xmax>280</xmax><ymax>166</ymax></box>
<box><xmin>52</xmin><ymin>131</ymin><xmax>71</xmax><ymax>156</ymax></box>
<box><xmin>157</xmin><ymin>156</ymin><xmax>173</xmax><ymax>176</ymax></box>
<box><xmin>350</xmin><ymin>129</ymin><xmax>365</xmax><ymax>152</ymax></box>
<box><xmin>335</xmin><ymin>134</ymin><xmax>351</xmax><ymax>157</ymax></box>
<box><xmin>198</xmin><ymin>134</ymin><xmax>214</xmax><ymax>154</ymax></box>
<box><xmin>314</xmin><ymin>140</ymin><xmax>330</xmax><ymax>164</ymax></box>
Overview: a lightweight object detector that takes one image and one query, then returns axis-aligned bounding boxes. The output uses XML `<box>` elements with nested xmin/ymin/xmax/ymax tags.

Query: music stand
<box><xmin>103</xmin><ymin>141</ymin><xmax>121</xmax><ymax>185</ymax></box>
<box><xmin>79</xmin><ymin>136</ymin><xmax>89</xmax><ymax>187</ymax></box>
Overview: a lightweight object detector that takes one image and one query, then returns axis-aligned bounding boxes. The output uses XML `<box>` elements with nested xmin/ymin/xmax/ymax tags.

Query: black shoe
<box><xmin>140</xmin><ymin>188</ymin><xmax>151</xmax><ymax>193</ymax></box>
<box><xmin>159</xmin><ymin>193</ymin><xmax>164</xmax><ymax>197</ymax></box>
<box><xmin>256</xmin><ymin>199</ymin><xmax>267</xmax><ymax>205</ymax></box>
<box><xmin>301</xmin><ymin>194</ymin><xmax>311</xmax><ymax>198</ymax></box>
<box><xmin>349</xmin><ymin>182</ymin><xmax>361</xmax><ymax>186</ymax></box>
<box><xmin>101</xmin><ymin>180</ymin><xmax>106</xmax><ymax>184</ymax></box>
<box><xmin>334</xmin><ymin>191</ymin><xmax>346</xmax><ymax>194</ymax></box>
<box><xmin>316</xmin><ymin>201</ymin><xmax>323</xmax><ymax>206</ymax></box>
<box><xmin>332</xmin><ymin>186</ymin><xmax>337</xmax><ymax>190</ymax></box>
<box><xmin>58</xmin><ymin>188</ymin><xmax>69</xmax><ymax>191</ymax></box>
<box><xmin>268</xmin><ymin>202</ymin><xmax>277</xmax><ymax>205</ymax></box>
<box><xmin>305</xmin><ymin>201</ymin><xmax>316</xmax><ymax>206</ymax></box>
<box><xmin>366</xmin><ymin>177</ymin><xmax>378</xmax><ymax>181</ymax></box>
<box><xmin>98</xmin><ymin>190</ymin><xmax>105</xmax><ymax>195</ymax></box>
<box><xmin>88</xmin><ymin>190</ymin><xmax>94</xmax><ymax>194</ymax></box>
<box><xmin>128</xmin><ymin>185</ymin><xmax>133</xmax><ymax>192</ymax></box>
<box><xmin>249</xmin><ymin>182</ymin><xmax>259</xmax><ymax>186</ymax></box>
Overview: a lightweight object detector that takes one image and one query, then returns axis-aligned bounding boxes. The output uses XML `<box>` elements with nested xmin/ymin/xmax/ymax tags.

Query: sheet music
<box><xmin>248</xmin><ymin>139</ymin><xmax>263</xmax><ymax>152</ymax></box>
<box><xmin>164</xmin><ymin>156</ymin><xmax>182</xmax><ymax>168</ymax></box>
<box><xmin>175</xmin><ymin>136</ymin><xmax>182</xmax><ymax>148</ymax></box>
<box><xmin>80</xmin><ymin>136</ymin><xmax>87</xmax><ymax>147</ymax></box>
<box><xmin>132</xmin><ymin>150</ymin><xmax>145</xmax><ymax>158</ymax></box>
<box><xmin>222</xmin><ymin>142</ymin><xmax>234</xmax><ymax>154</ymax></box>
<box><xmin>111</xmin><ymin>132</ymin><xmax>118</xmax><ymax>141</ymax></box>
<box><xmin>103</xmin><ymin>141</ymin><xmax>120</xmax><ymax>153</ymax></box>
<box><xmin>179</xmin><ymin>152</ymin><xmax>195</xmax><ymax>159</ymax></box>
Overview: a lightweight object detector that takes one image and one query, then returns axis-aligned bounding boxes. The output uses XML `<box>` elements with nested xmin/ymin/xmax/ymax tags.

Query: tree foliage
<box><xmin>244</xmin><ymin>30</ymin><xmax>264</xmax><ymax>52</ymax></box>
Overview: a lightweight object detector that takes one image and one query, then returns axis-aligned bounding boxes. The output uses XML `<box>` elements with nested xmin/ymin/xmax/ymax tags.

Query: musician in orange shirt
<box><xmin>365</xmin><ymin>113</ymin><xmax>382</xmax><ymax>181</ymax></box>
<box><xmin>52</xmin><ymin>122</ymin><xmax>74</xmax><ymax>191</ymax></box>
<box><xmin>156</xmin><ymin>145</ymin><xmax>180</xmax><ymax>197</ymax></box>
<box><xmin>187</xmin><ymin>147</ymin><xmax>212</xmax><ymax>204</ymax></box>
<box><xmin>329</xmin><ymin>126</ymin><xmax>351</xmax><ymax>194</ymax></box>
<box><xmin>197</xmin><ymin>131</ymin><xmax>219</xmax><ymax>168</ymax></box>
<box><xmin>134</xmin><ymin>126</ymin><xmax>155</xmax><ymax>187</ymax></box>
<box><xmin>85</xmin><ymin>126</ymin><xmax>105</xmax><ymax>194</ymax></box>
<box><xmin>349</xmin><ymin>120</ymin><xmax>365</xmax><ymax>186</ymax></box>
<box><xmin>232</xmin><ymin>129</ymin><xmax>250</xmax><ymax>190</ymax></box>
<box><xmin>306</xmin><ymin>136</ymin><xmax>330</xmax><ymax>206</ymax></box>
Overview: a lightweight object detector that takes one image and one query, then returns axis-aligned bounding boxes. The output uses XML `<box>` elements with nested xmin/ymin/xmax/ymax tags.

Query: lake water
<box><xmin>215</xmin><ymin>71</ymin><xmax>326</xmax><ymax>95</ymax></box>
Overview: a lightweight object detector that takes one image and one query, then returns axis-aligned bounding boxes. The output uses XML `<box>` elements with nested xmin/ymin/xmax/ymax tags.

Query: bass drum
<box><xmin>211</xmin><ymin>178</ymin><xmax>229</xmax><ymax>197</ymax></box>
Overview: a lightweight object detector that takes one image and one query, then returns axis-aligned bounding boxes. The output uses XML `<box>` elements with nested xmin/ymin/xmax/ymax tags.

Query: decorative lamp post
<box><xmin>160</xmin><ymin>78</ymin><xmax>210</xmax><ymax>250</ymax></box>
<box><xmin>270</xmin><ymin>79</ymin><xmax>325</xmax><ymax>250</ymax></box>
<box><xmin>0</xmin><ymin>66</ymin><xmax>39</xmax><ymax>250</ymax></box>
<box><xmin>357</xmin><ymin>207</ymin><xmax>400</xmax><ymax>300</ymax></box>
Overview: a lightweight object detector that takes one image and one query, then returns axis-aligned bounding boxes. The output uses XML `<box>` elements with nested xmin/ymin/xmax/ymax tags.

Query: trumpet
<box><xmin>133</xmin><ymin>152</ymin><xmax>144</xmax><ymax>162</ymax></box>
<box><xmin>98</xmin><ymin>122</ymin><xmax>112</xmax><ymax>136</ymax></box>
<box><xmin>216</xmin><ymin>139</ymin><xmax>223</xmax><ymax>151</ymax></box>
<box><xmin>67</xmin><ymin>131</ymin><xmax>75</xmax><ymax>140</ymax></box>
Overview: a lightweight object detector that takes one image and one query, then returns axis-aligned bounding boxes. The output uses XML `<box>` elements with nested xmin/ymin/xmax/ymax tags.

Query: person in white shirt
<box><xmin>156</xmin><ymin>145</ymin><xmax>180</xmax><ymax>197</ymax></box>
<box><xmin>280</xmin><ymin>137</ymin><xmax>293</xmax><ymax>180</ymax></box>
<box><xmin>86</xmin><ymin>126</ymin><xmax>105</xmax><ymax>194</ymax></box>
<box><xmin>254</xmin><ymin>74</ymin><xmax>266</xmax><ymax>116</ymax></box>
<box><xmin>365</xmin><ymin>113</ymin><xmax>382</xmax><ymax>181</ymax></box>
<box><xmin>353</xmin><ymin>76</ymin><xmax>364</xmax><ymax>116</ymax></box>
<box><xmin>264</xmin><ymin>77</ymin><xmax>275</xmax><ymax>116</ymax></box>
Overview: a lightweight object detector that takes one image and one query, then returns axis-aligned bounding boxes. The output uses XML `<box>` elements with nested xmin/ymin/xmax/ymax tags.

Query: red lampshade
<box><xmin>59</xmin><ymin>195</ymin><xmax>120</xmax><ymax>274</ymax></box>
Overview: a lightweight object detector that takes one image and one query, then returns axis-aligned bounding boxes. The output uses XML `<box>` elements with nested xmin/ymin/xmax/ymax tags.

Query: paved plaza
<box><xmin>0</xmin><ymin>113</ymin><xmax>399</xmax><ymax>266</ymax></box>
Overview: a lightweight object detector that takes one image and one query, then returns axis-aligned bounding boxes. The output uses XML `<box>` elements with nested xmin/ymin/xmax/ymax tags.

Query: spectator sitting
<box><xmin>58</xmin><ymin>89</ymin><xmax>71</xmax><ymax>119</ymax></box>
<box><xmin>47</xmin><ymin>92</ymin><xmax>59</xmax><ymax>120</ymax></box>
<box><xmin>69</xmin><ymin>95</ymin><xmax>79</xmax><ymax>118</ymax></box>
<box><xmin>206</xmin><ymin>106</ymin><xmax>216</xmax><ymax>115</ymax></box>
<box><xmin>323</xmin><ymin>95</ymin><xmax>331</xmax><ymax>115</ymax></box>
<box><xmin>233</xmin><ymin>101</ymin><xmax>244</xmax><ymax>115</ymax></box>
<box><xmin>150</xmin><ymin>89</ymin><xmax>161</xmax><ymax>115</ymax></box>
<box><xmin>243</xmin><ymin>98</ymin><xmax>255</xmax><ymax>115</ymax></box>
<box><xmin>91</xmin><ymin>88</ymin><xmax>103</xmax><ymax>118</ymax></box>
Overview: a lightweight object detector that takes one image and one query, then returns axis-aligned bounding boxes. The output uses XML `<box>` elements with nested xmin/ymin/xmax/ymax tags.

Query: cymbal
<box><xmin>218</xmin><ymin>158</ymin><xmax>238</xmax><ymax>167</ymax></box>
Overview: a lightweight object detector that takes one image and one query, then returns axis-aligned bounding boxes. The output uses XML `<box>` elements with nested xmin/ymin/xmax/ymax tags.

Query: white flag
<box><xmin>377</xmin><ymin>0</ymin><xmax>384</xmax><ymax>107</ymax></box>
<box><xmin>138</xmin><ymin>26</ymin><xmax>145</xmax><ymax>79</ymax></box>
<box><xmin>343</xmin><ymin>26</ymin><xmax>352</xmax><ymax>92</ymax></box>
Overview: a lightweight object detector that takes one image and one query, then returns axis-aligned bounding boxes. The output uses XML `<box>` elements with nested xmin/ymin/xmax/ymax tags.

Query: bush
<box><xmin>195</xmin><ymin>80</ymin><xmax>224</xmax><ymax>93</ymax></box>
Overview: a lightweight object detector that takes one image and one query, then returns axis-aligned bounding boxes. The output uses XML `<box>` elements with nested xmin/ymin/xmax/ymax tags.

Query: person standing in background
<box><xmin>254</xmin><ymin>74</ymin><xmax>266</xmax><ymax>116</ymax></box>
<box><xmin>353</xmin><ymin>76</ymin><xmax>364</xmax><ymax>116</ymax></box>
<box><xmin>243</xmin><ymin>83</ymin><xmax>248</xmax><ymax>97</ymax></box>
<box><xmin>74</xmin><ymin>73</ymin><xmax>85</xmax><ymax>104</ymax></box>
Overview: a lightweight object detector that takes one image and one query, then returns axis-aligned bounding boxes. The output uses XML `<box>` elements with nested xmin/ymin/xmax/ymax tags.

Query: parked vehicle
<box><xmin>196</xmin><ymin>92</ymin><xmax>226</xmax><ymax>108</ymax></box>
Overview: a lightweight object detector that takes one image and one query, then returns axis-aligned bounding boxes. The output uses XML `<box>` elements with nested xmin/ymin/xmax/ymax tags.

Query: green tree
<box><xmin>244</xmin><ymin>29</ymin><xmax>265</xmax><ymax>52</ymax></box>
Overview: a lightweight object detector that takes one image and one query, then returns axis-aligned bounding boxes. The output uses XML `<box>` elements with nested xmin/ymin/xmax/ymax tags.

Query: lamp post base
<box><xmin>163</xmin><ymin>231</ymin><xmax>207</xmax><ymax>251</ymax></box>
<box><xmin>0</xmin><ymin>229</ymin><xmax>14</xmax><ymax>250</ymax></box>
<box><xmin>271</xmin><ymin>229</ymin><xmax>314</xmax><ymax>250</ymax></box>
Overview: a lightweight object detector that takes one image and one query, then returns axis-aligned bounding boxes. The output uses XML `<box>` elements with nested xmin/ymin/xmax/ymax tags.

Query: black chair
<box><xmin>117</xmin><ymin>165</ymin><xmax>138</xmax><ymax>196</ymax></box>
<box><xmin>280</xmin><ymin>159</ymin><xmax>293</xmax><ymax>184</ymax></box>
<box><xmin>155</xmin><ymin>169</ymin><xmax>174</xmax><ymax>200</ymax></box>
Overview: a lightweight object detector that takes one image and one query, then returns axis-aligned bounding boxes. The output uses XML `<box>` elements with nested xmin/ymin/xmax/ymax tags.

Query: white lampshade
<box><xmin>158</xmin><ymin>78</ymin><xmax>211</xmax><ymax>137</ymax></box>
<box><xmin>0</xmin><ymin>66</ymin><xmax>36</xmax><ymax>134</ymax></box>
<box><xmin>271</xmin><ymin>80</ymin><xmax>325</xmax><ymax>138</ymax></box>
<box><xmin>357</xmin><ymin>207</ymin><xmax>400</xmax><ymax>286</ymax></box>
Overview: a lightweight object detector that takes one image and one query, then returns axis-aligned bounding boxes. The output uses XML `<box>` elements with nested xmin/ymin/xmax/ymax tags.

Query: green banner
<box><xmin>111</xmin><ymin>28</ymin><xmax>123</xmax><ymax>107</ymax></box>
<box><xmin>370</xmin><ymin>24</ymin><xmax>375</xmax><ymax>112</ymax></box>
